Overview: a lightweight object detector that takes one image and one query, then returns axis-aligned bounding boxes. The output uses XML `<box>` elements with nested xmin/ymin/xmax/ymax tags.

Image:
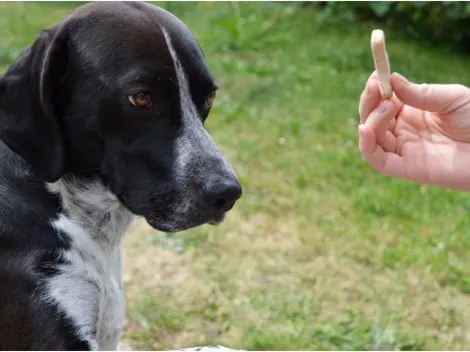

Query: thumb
<box><xmin>391</xmin><ymin>72</ymin><xmax>470</xmax><ymax>113</ymax></box>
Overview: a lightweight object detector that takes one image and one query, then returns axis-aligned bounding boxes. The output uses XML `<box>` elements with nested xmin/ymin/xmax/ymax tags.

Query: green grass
<box><xmin>2</xmin><ymin>2</ymin><xmax>470</xmax><ymax>350</ymax></box>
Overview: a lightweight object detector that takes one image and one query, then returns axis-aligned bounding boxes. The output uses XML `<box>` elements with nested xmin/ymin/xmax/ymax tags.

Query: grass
<box><xmin>2</xmin><ymin>1</ymin><xmax>470</xmax><ymax>350</ymax></box>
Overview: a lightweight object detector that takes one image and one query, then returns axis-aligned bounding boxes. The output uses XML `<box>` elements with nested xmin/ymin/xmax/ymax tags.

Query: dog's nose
<box><xmin>203</xmin><ymin>174</ymin><xmax>242</xmax><ymax>212</ymax></box>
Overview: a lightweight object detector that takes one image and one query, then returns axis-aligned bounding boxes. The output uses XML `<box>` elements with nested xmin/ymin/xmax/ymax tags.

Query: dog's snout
<box><xmin>203</xmin><ymin>174</ymin><xmax>242</xmax><ymax>212</ymax></box>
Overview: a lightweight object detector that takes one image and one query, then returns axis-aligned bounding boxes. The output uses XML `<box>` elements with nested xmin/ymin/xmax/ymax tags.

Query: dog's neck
<box><xmin>47</xmin><ymin>175</ymin><xmax>134</xmax><ymax>250</ymax></box>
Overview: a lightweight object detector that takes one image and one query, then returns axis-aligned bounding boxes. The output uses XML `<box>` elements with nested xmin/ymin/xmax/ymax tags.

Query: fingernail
<box><xmin>377</xmin><ymin>99</ymin><xmax>393</xmax><ymax>113</ymax></box>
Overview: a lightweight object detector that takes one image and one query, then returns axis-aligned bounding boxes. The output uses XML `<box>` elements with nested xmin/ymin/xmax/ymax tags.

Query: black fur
<box><xmin>0</xmin><ymin>2</ymin><xmax>241</xmax><ymax>349</ymax></box>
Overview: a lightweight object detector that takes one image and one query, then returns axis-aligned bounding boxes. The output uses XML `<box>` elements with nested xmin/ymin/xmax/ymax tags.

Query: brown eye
<box><xmin>206</xmin><ymin>91</ymin><xmax>216</xmax><ymax>106</ymax></box>
<box><xmin>128</xmin><ymin>92</ymin><xmax>152</xmax><ymax>107</ymax></box>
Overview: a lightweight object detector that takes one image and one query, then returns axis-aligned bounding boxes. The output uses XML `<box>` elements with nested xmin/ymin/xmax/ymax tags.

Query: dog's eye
<box><xmin>205</xmin><ymin>91</ymin><xmax>216</xmax><ymax>106</ymax></box>
<box><xmin>128</xmin><ymin>92</ymin><xmax>152</xmax><ymax>107</ymax></box>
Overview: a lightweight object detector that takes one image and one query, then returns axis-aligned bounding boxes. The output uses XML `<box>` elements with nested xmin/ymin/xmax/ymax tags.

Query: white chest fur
<box><xmin>46</xmin><ymin>178</ymin><xmax>134</xmax><ymax>350</ymax></box>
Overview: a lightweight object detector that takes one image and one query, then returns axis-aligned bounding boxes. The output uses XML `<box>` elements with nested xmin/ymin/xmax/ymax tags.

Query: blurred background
<box><xmin>1</xmin><ymin>1</ymin><xmax>470</xmax><ymax>350</ymax></box>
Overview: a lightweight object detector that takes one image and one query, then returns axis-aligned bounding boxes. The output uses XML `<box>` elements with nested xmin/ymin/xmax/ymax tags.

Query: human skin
<box><xmin>358</xmin><ymin>71</ymin><xmax>470</xmax><ymax>191</ymax></box>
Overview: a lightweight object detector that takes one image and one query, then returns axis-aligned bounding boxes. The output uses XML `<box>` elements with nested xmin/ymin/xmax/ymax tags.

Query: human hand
<box><xmin>358</xmin><ymin>72</ymin><xmax>470</xmax><ymax>191</ymax></box>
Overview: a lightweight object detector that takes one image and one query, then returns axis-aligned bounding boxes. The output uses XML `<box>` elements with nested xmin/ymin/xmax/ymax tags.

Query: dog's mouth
<box><xmin>208</xmin><ymin>212</ymin><xmax>226</xmax><ymax>226</ymax></box>
<box><xmin>115</xmin><ymin>186</ymin><xmax>234</xmax><ymax>233</ymax></box>
<box><xmin>145</xmin><ymin>211</ymin><xmax>227</xmax><ymax>233</ymax></box>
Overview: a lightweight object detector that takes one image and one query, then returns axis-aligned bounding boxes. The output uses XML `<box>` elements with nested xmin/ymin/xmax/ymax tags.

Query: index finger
<box><xmin>359</xmin><ymin>71</ymin><xmax>381</xmax><ymax>123</ymax></box>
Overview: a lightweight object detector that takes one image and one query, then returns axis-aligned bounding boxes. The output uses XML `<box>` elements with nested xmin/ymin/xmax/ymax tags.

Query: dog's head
<box><xmin>0</xmin><ymin>2</ymin><xmax>242</xmax><ymax>232</ymax></box>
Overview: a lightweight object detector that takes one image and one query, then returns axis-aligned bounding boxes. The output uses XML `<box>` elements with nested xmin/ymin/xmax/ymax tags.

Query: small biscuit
<box><xmin>371</xmin><ymin>29</ymin><xmax>393</xmax><ymax>99</ymax></box>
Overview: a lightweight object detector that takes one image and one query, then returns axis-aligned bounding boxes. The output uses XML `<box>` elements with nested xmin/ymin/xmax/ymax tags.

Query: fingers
<box><xmin>363</xmin><ymin>99</ymin><xmax>401</xmax><ymax>145</ymax></box>
<box><xmin>382</xmin><ymin>130</ymin><xmax>398</xmax><ymax>152</ymax></box>
<box><xmin>359</xmin><ymin>71</ymin><xmax>381</xmax><ymax>123</ymax></box>
<box><xmin>359</xmin><ymin>71</ymin><xmax>404</xmax><ymax>125</ymax></box>
<box><xmin>358</xmin><ymin>94</ymin><xmax>405</xmax><ymax>177</ymax></box>
<box><xmin>358</xmin><ymin>124</ymin><xmax>407</xmax><ymax>179</ymax></box>
<box><xmin>391</xmin><ymin>72</ymin><xmax>470</xmax><ymax>113</ymax></box>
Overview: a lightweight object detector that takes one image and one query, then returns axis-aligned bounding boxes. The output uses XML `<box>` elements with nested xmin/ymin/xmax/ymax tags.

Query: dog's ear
<box><xmin>0</xmin><ymin>24</ymin><xmax>70</xmax><ymax>182</ymax></box>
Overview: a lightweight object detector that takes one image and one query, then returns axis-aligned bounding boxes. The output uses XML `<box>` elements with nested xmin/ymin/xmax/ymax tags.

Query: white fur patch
<box><xmin>160</xmin><ymin>28</ymin><xmax>236</xmax><ymax>207</ymax></box>
<box><xmin>45</xmin><ymin>178</ymin><xmax>134</xmax><ymax>350</ymax></box>
<box><xmin>161</xmin><ymin>27</ymin><xmax>210</xmax><ymax>178</ymax></box>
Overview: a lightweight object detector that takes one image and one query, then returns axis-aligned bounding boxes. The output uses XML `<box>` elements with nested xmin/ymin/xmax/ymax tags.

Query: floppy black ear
<box><xmin>0</xmin><ymin>25</ymin><xmax>69</xmax><ymax>182</ymax></box>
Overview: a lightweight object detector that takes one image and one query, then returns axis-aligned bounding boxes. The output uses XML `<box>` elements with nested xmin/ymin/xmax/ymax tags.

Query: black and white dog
<box><xmin>0</xmin><ymin>2</ymin><xmax>242</xmax><ymax>350</ymax></box>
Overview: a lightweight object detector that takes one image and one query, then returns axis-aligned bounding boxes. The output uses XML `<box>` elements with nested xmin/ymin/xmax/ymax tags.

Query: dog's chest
<box><xmin>50</xmin><ymin>216</ymin><xmax>125</xmax><ymax>350</ymax></box>
<box><xmin>46</xmin><ymin>180</ymin><xmax>134</xmax><ymax>350</ymax></box>
<box><xmin>98</xmin><ymin>246</ymin><xmax>125</xmax><ymax>350</ymax></box>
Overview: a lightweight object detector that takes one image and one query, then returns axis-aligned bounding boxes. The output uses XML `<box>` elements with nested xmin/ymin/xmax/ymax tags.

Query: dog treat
<box><xmin>370</xmin><ymin>29</ymin><xmax>393</xmax><ymax>99</ymax></box>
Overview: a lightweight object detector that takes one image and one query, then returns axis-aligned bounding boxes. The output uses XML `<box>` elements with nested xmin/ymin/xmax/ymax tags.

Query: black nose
<box><xmin>203</xmin><ymin>175</ymin><xmax>242</xmax><ymax>212</ymax></box>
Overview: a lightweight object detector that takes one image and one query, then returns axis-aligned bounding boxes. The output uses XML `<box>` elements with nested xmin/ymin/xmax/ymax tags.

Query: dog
<box><xmin>0</xmin><ymin>2</ymin><xmax>242</xmax><ymax>350</ymax></box>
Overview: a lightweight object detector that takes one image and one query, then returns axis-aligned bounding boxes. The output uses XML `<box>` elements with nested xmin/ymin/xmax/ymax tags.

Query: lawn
<box><xmin>2</xmin><ymin>2</ymin><xmax>470</xmax><ymax>351</ymax></box>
